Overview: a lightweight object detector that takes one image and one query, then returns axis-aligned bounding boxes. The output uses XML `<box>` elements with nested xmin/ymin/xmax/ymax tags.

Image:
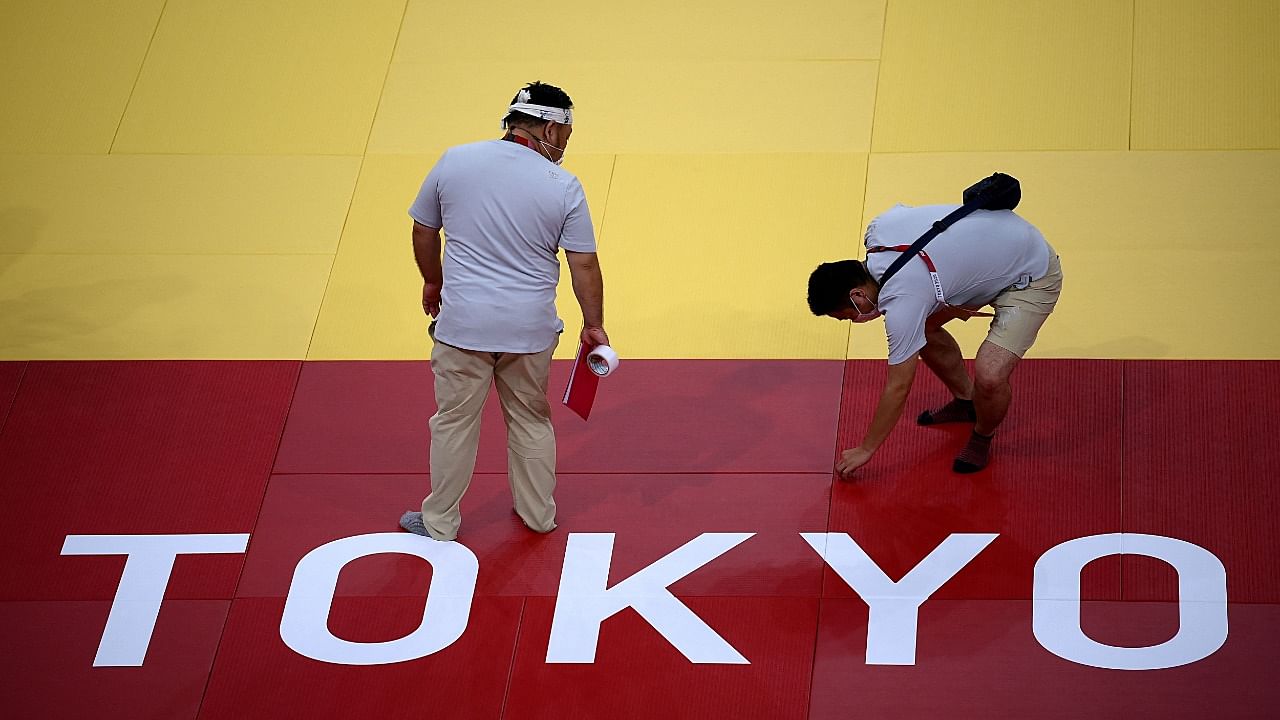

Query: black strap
<box><xmin>874</xmin><ymin>202</ymin><xmax>981</xmax><ymax>289</ymax></box>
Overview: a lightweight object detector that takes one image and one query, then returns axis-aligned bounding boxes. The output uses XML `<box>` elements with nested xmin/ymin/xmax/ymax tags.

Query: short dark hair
<box><xmin>503</xmin><ymin>81</ymin><xmax>573</xmax><ymax>128</ymax></box>
<box><xmin>807</xmin><ymin>260</ymin><xmax>874</xmax><ymax>316</ymax></box>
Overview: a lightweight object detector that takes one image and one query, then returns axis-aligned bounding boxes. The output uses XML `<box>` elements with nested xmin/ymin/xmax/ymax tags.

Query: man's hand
<box><xmin>836</xmin><ymin>447</ymin><xmax>874</xmax><ymax>478</ymax></box>
<box><xmin>422</xmin><ymin>282</ymin><xmax>442</xmax><ymax>318</ymax></box>
<box><xmin>581</xmin><ymin>325</ymin><xmax>609</xmax><ymax>347</ymax></box>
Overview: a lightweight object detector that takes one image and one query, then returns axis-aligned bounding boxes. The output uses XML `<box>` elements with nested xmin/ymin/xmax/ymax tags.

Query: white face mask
<box><xmin>535</xmin><ymin>132</ymin><xmax>566</xmax><ymax>165</ymax></box>
<box><xmin>848</xmin><ymin>292</ymin><xmax>882</xmax><ymax>323</ymax></box>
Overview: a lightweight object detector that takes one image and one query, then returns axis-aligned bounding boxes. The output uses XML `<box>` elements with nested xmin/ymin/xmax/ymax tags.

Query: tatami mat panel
<box><xmin>503</xmin><ymin>597</ymin><xmax>819</xmax><ymax>720</ymax></box>
<box><xmin>598</xmin><ymin>154</ymin><xmax>861</xmax><ymax>359</ymax></box>
<box><xmin>0</xmin><ymin>361</ymin><xmax>299</xmax><ymax>601</ymax></box>
<box><xmin>810</xmin><ymin>599</ymin><xmax>1280</xmax><ymax>719</ymax></box>
<box><xmin>112</xmin><ymin>0</ymin><xmax>405</xmax><ymax>154</ymax></box>
<box><xmin>0</xmin><ymin>155</ymin><xmax>359</xmax><ymax>254</ymax></box>
<box><xmin>238</xmin><ymin>473</ymin><xmax>830</xmax><ymax>599</ymax></box>
<box><xmin>1132</xmin><ymin>0</ymin><xmax>1280</xmax><ymax>150</ymax></box>
<box><xmin>273</xmin><ymin>360</ymin><xmax>843</xmax><ymax>475</ymax></box>
<box><xmin>197</xmin><ymin>596</ymin><xmax>522</xmax><ymax>720</ymax></box>
<box><xmin>0</xmin><ymin>254</ymin><xmax>333</xmax><ymax>359</ymax></box>
<box><xmin>853</xmin><ymin>150</ymin><xmax>1280</xmax><ymax>360</ymax></box>
<box><xmin>0</xmin><ymin>0</ymin><xmax>166</xmax><ymax>154</ymax></box>
<box><xmin>370</xmin><ymin>60</ymin><xmax>878</xmax><ymax>155</ymax></box>
<box><xmin>374</xmin><ymin>1</ymin><xmax>884</xmax><ymax>155</ymax></box>
<box><xmin>304</xmin><ymin>154</ymin><xmax>433</xmax><ymax>360</ymax></box>
<box><xmin>396</xmin><ymin>0</ymin><xmax>886</xmax><ymax>62</ymax></box>
<box><xmin>873</xmin><ymin>0</ymin><xmax>1132</xmax><ymax>152</ymax></box>
<box><xmin>1</xmin><ymin>600</ymin><xmax>231</xmax><ymax>720</ymax></box>
<box><xmin>1123</xmin><ymin>361</ymin><xmax>1280</xmax><ymax>603</ymax></box>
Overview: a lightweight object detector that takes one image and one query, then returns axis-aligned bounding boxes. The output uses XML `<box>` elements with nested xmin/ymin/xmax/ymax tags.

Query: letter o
<box><xmin>279</xmin><ymin>533</ymin><xmax>478</xmax><ymax>665</ymax></box>
<box><xmin>1033</xmin><ymin>533</ymin><xmax>1227</xmax><ymax>670</ymax></box>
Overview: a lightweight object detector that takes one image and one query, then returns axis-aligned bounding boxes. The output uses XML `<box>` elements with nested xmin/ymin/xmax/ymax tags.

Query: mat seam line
<box><xmin>1127</xmin><ymin>0</ymin><xmax>1137</xmax><ymax>151</ymax></box>
<box><xmin>205</xmin><ymin>358</ymin><xmax>307</xmax><ymax>720</ymax></box>
<box><xmin>12</xmin><ymin>147</ymin><xmax>1275</xmax><ymax>159</ymax></box>
<box><xmin>232</xmin><ymin>361</ymin><xmax>306</xmax><ymax>601</ymax></box>
<box><xmin>810</xmin><ymin>3</ymin><xmax>887</xmax><ymax>708</ymax></box>
<box><xmin>225</xmin><ymin>590</ymin><xmax>829</xmax><ymax>601</ymax></box>
<box><xmin>302</xmin><ymin>157</ymin><xmax>361</xmax><ymax>359</ymax></box>
<box><xmin>804</xmin><ymin>584</ymin><xmax>825</xmax><ymax>720</ymax></box>
<box><xmin>0</xmin><ymin>252</ymin><xmax>340</xmax><ymax>257</ymax></box>
<box><xmin>1119</xmin><ymin>360</ymin><xmax>1127</xmax><ymax>600</ymax></box>
<box><xmin>172</xmin><ymin>594</ymin><xmax>1280</xmax><ymax>604</ymax></box>
<box><xmin>360</xmin><ymin>0</ymin><xmax>411</xmax><ymax>156</ymax></box>
<box><xmin>108</xmin><ymin>0</ymin><xmax>171</xmax><ymax>154</ymax></box>
<box><xmin>600</xmin><ymin>155</ymin><xmax>619</xmax><ymax>241</ymax></box>
<box><xmin>301</xmin><ymin>0</ymin><xmax>410</xmax><ymax>361</ymax></box>
<box><xmin>863</xmin><ymin>0</ymin><xmax>890</xmax><ymax>159</ymax></box>
<box><xmin>191</xmin><ymin>363</ymin><xmax>303</xmax><ymax>715</ymax></box>
<box><xmin>267</xmin><ymin>470</ymin><xmax>840</xmax><ymax>477</ymax></box>
<box><xmin>191</xmin><ymin>599</ymin><xmax>234</xmax><ymax>719</ymax></box>
<box><xmin>497</xmin><ymin>597</ymin><xmax>527</xmax><ymax>720</ymax></box>
<box><xmin>847</xmin><ymin>0</ymin><xmax>886</xmax><ymax>359</ymax></box>
<box><xmin>49</xmin><ymin>152</ymin><xmax>366</xmax><ymax>158</ymax></box>
<box><xmin>0</xmin><ymin>361</ymin><xmax>29</xmax><ymax>438</ymax></box>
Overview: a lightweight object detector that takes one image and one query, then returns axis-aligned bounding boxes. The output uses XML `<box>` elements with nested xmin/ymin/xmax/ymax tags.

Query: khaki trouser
<box><xmin>422</xmin><ymin>333</ymin><xmax>559</xmax><ymax>541</ymax></box>
<box><xmin>986</xmin><ymin>251</ymin><xmax>1064</xmax><ymax>358</ymax></box>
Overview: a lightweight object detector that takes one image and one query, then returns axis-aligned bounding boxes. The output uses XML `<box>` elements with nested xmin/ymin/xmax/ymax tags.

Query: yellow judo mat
<box><xmin>1</xmin><ymin>0</ymin><xmax>1278</xmax><ymax>360</ymax></box>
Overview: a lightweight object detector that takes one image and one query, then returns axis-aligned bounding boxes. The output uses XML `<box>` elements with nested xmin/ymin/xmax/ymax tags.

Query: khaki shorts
<box><xmin>986</xmin><ymin>252</ymin><xmax>1063</xmax><ymax>358</ymax></box>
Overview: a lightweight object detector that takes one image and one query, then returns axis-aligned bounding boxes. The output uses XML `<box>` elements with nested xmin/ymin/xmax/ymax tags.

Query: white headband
<box><xmin>503</xmin><ymin>88</ymin><xmax>573</xmax><ymax>127</ymax></box>
<box><xmin>504</xmin><ymin>102</ymin><xmax>573</xmax><ymax>126</ymax></box>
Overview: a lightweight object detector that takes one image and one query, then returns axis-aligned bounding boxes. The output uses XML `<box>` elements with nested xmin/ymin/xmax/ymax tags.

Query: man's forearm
<box><xmin>411</xmin><ymin>224</ymin><xmax>442</xmax><ymax>284</ymax></box>
<box><xmin>860</xmin><ymin>382</ymin><xmax>911</xmax><ymax>452</ymax></box>
<box><xmin>859</xmin><ymin>358</ymin><xmax>920</xmax><ymax>452</ymax></box>
<box><xmin>570</xmin><ymin>260</ymin><xmax>604</xmax><ymax>328</ymax></box>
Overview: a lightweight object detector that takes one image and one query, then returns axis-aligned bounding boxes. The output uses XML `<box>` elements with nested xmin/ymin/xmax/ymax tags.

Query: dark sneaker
<box><xmin>399</xmin><ymin>511</ymin><xmax>429</xmax><ymax>536</ymax></box>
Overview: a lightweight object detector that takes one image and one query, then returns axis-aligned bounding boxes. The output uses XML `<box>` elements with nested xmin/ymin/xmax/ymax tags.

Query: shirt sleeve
<box><xmin>881</xmin><ymin>294</ymin><xmax>934</xmax><ymax>365</ymax></box>
<box><xmin>408</xmin><ymin>151</ymin><xmax>447</xmax><ymax>229</ymax></box>
<box><xmin>558</xmin><ymin>176</ymin><xmax>597</xmax><ymax>252</ymax></box>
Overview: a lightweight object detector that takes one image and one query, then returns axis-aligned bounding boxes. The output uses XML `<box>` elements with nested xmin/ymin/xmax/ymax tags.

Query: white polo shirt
<box><xmin>409</xmin><ymin>139</ymin><xmax>596</xmax><ymax>353</ymax></box>
<box><xmin>864</xmin><ymin>203</ymin><xmax>1051</xmax><ymax>365</ymax></box>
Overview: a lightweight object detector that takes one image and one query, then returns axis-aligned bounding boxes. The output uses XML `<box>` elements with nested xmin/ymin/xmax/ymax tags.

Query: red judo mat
<box><xmin>0</xmin><ymin>361</ymin><xmax>299</xmax><ymax>601</ymax></box>
<box><xmin>273</xmin><ymin>360</ymin><xmax>844</xmax><ymax>474</ymax></box>
<box><xmin>1</xmin><ymin>359</ymin><xmax>1277</xmax><ymax>719</ymax></box>
<box><xmin>828</xmin><ymin>360</ymin><xmax>1125</xmax><ymax>600</ymax></box>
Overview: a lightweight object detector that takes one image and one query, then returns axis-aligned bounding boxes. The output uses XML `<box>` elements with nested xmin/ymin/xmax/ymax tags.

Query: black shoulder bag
<box><xmin>875</xmin><ymin>172</ymin><xmax>1022</xmax><ymax>288</ymax></box>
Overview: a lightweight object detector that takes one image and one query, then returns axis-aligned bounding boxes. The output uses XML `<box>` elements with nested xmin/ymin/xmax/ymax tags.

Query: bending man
<box><xmin>808</xmin><ymin>202</ymin><xmax>1062</xmax><ymax>475</ymax></box>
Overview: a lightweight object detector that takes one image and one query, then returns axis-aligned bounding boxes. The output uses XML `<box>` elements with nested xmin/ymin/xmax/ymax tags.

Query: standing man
<box><xmin>807</xmin><ymin>203</ymin><xmax>1062</xmax><ymax>475</ymax></box>
<box><xmin>399</xmin><ymin>82</ymin><xmax>608</xmax><ymax>541</ymax></box>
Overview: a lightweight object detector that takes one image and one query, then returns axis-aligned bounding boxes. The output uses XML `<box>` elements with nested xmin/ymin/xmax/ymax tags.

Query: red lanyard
<box><xmin>505</xmin><ymin>133</ymin><xmax>540</xmax><ymax>152</ymax></box>
<box><xmin>868</xmin><ymin>245</ymin><xmax>947</xmax><ymax>304</ymax></box>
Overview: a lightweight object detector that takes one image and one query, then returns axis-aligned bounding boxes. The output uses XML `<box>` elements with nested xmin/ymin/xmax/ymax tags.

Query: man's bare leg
<box><xmin>921</xmin><ymin>323</ymin><xmax>974</xmax><ymax>398</ymax></box>
<box><xmin>972</xmin><ymin>340</ymin><xmax>1020</xmax><ymax>435</ymax></box>
<box><xmin>917</xmin><ymin>323</ymin><xmax>977</xmax><ymax>425</ymax></box>
<box><xmin>954</xmin><ymin>340</ymin><xmax>1021</xmax><ymax>472</ymax></box>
